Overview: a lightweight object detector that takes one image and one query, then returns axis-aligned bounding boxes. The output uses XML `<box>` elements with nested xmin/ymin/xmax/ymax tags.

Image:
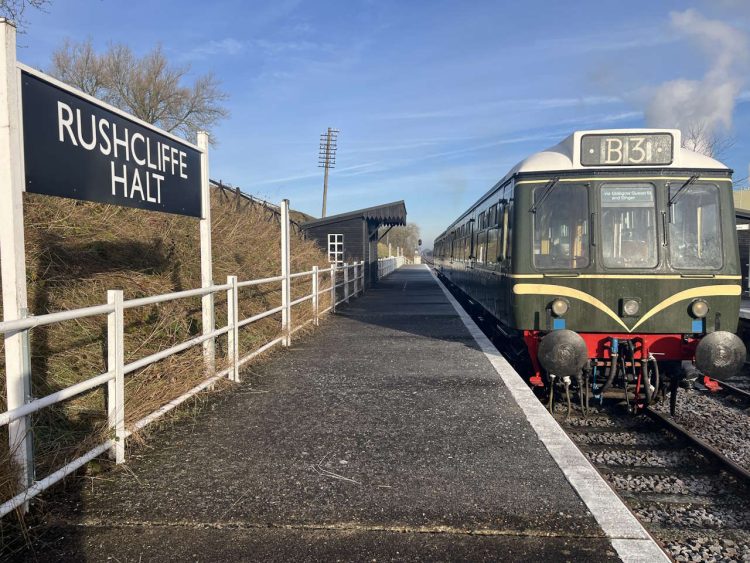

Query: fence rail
<box><xmin>377</xmin><ymin>256</ymin><xmax>406</xmax><ymax>278</ymax></box>
<box><xmin>0</xmin><ymin>218</ymin><xmax>367</xmax><ymax>518</ymax></box>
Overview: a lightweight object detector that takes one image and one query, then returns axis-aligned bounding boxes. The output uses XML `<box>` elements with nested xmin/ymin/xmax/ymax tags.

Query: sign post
<box><xmin>0</xmin><ymin>20</ymin><xmax>211</xmax><ymax>497</ymax></box>
<box><xmin>198</xmin><ymin>132</ymin><xmax>215</xmax><ymax>376</ymax></box>
<box><xmin>280</xmin><ymin>199</ymin><xmax>291</xmax><ymax>346</ymax></box>
<box><xmin>0</xmin><ymin>19</ymin><xmax>33</xmax><ymax>498</ymax></box>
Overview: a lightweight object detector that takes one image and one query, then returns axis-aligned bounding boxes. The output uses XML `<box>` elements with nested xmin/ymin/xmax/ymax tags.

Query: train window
<box><xmin>489</xmin><ymin>204</ymin><xmax>498</xmax><ymax>226</ymax></box>
<box><xmin>533</xmin><ymin>184</ymin><xmax>589</xmax><ymax>269</ymax></box>
<box><xmin>600</xmin><ymin>184</ymin><xmax>658</xmax><ymax>268</ymax></box>
<box><xmin>487</xmin><ymin>204</ymin><xmax>500</xmax><ymax>265</ymax></box>
<box><xmin>669</xmin><ymin>183</ymin><xmax>722</xmax><ymax>269</ymax></box>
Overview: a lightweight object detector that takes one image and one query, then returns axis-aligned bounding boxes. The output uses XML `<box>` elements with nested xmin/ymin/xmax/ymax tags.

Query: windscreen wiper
<box><xmin>668</xmin><ymin>174</ymin><xmax>700</xmax><ymax>207</ymax></box>
<box><xmin>529</xmin><ymin>176</ymin><xmax>560</xmax><ymax>214</ymax></box>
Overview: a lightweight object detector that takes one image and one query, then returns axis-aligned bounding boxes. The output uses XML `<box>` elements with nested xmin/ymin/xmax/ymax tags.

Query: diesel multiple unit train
<box><xmin>434</xmin><ymin>129</ymin><xmax>746</xmax><ymax>413</ymax></box>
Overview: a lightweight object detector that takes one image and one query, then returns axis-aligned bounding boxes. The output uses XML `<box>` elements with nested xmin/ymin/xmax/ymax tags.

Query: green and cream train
<box><xmin>434</xmin><ymin>129</ymin><xmax>746</xmax><ymax>411</ymax></box>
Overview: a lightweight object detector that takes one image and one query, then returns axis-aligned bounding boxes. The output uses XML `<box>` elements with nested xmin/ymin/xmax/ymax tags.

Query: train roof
<box><xmin>500</xmin><ymin>129</ymin><xmax>728</xmax><ymax>184</ymax></box>
<box><xmin>435</xmin><ymin>129</ymin><xmax>731</xmax><ymax>241</ymax></box>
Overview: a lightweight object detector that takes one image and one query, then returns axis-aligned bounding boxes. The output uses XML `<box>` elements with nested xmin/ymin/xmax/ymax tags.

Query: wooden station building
<box><xmin>301</xmin><ymin>201</ymin><xmax>407</xmax><ymax>288</ymax></box>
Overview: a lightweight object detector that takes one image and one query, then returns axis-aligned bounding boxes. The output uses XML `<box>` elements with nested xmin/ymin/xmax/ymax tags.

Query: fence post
<box><xmin>362</xmin><ymin>261</ymin><xmax>366</xmax><ymax>294</ymax></box>
<box><xmin>107</xmin><ymin>290</ymin><xmax>125</xmax><ymax>464</ymax></box>
<box><xmin>331</xmin><ymin>263</ymin><xmax>337</xmax><ymax>312</ymax></box>
<box><xmin>197</xmin><ymin>131</ymin><xmax>215</xmax><ymax>377</ymax></box>
<box><xmin>353</xmin><ymin>262</ymin><xmax>358</xmax><ymax>296</ymax></box>
<box><xmin>0</xmin><ymin>20</ymin><xmax>33</xmax><ymax>497</ymax></box>
<box><xmin>226</xmin><ymin>275</ymin><xmax>239</xmax><ymax>382</ymax></box>
<box><xmin>343</xmin><ymin>263</ymin><xmax>350</xmax><ymax>303</ymax></box>
<box><xmin>280</xmin><ymin>199</ymin><xmax>291</xmax><ymax>346</ymax></box>
<box><xmin>312</xmin><ymin>266</ymin><xmax>319</xmax><ymax>326</ymax></box>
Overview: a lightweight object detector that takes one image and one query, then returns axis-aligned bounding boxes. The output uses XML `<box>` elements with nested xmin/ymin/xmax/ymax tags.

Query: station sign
<box><xmin>580</xmin><ymin>133</ymin><xmax>673</xmax><ymax>167</ymax></box>
<box><xmin>20</xmin><ymin>69</ymin><xmax>202</xmax><ymax>217</ymax></box>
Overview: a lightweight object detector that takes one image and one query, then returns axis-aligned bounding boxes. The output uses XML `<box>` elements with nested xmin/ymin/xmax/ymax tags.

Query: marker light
<box><xmin>690</xmin><ymin>299</ymin><xmax>709</xmax><ymax>319</ymax></box>
<box><xmin>622</xmin><ymin>299</ymin><xmax>640</xmax><ymax>317</ymax></box>
<box><xmin>550</xmin><ymin>298</ymin><xmax>569</xmax><ymax>317</ymax></box>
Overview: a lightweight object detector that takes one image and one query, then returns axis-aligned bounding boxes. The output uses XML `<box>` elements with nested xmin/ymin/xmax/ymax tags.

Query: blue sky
<box><xmin>18</xmin><ymin>0</ymin><xmax>750</xmax><ymax>247</ymax></box>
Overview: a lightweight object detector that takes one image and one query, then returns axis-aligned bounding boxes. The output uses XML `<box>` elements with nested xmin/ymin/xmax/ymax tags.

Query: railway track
<box><xmin>436</xmin><ymin>268</ymin><xmax>750</xmax><ymax>561</ymax></box>
<box><xmin>558</xmin><ymin>407</ymin><xmax>750</xmax><ymax>562</ymax></box>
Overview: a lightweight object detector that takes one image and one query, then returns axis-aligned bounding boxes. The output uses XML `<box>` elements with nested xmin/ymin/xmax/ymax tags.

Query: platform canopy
<box><xmin>301</xmin><ymin>200</ymin><xmax>406</xmax><ymax>229</ymax></box>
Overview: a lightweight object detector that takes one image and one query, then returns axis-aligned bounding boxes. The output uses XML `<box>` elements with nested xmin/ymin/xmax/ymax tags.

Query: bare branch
<box><xmin>681</xmin><ymin>120</ymin><xmax>735</xmax><ymax>161</ymax></box>
<box><xmin>48</xmin><ymin>39</ymin><xmax>229</xmax><ymax>144</ymax></box>
<box><xmin>0</xmin><ymin>0</ymin><xmax>50</xmax><ymax>31</ymax></box>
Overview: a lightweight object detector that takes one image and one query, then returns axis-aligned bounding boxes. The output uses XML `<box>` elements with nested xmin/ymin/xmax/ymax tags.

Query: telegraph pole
<box><xmin>318</xmin><ymin>128</ymin><xmax>339</xmax><ymax>217</ymax></box>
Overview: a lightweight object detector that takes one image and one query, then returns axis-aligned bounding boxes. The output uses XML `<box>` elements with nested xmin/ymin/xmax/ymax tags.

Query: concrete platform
<box><xmin>21</xmin><ymin>266</ymin><xmax>664</xmax><ymax>562</ymax></box>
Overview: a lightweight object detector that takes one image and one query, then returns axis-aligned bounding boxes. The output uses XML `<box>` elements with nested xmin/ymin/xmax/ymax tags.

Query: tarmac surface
<box><xmin>23</xmin><ymin>266</ymin><xmax>625</xmax><ymax>562</ymax></box>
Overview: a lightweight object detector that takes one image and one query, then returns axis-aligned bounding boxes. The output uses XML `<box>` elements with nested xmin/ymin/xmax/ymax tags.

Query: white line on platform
<box><xmin>427</xmin><ymin>265</ymin><xmax>669</xmax><ymax>563</ymax></box>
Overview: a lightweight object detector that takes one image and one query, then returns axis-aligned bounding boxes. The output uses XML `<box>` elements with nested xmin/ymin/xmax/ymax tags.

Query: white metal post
<box><xmin>280</xmin><ymin>199</ymin><xmax>291</xmax><ymax>346</ymax></box>
<box><xmin>197</xmin><ymin>132</ymin><xmax>215</xmax><ymax>376</ymax></box>
<box><xmin>0</xmin><ymin>19</ymin><xmax>33</xmax><ymax>494</ymax></box>
<box><xmin>359</xmin><ymin>260</ymin><xmax>367</xmax><ymax>295</ymax></box>
<box><xmin>312</xmin><ymin>266</ymin><xmax>319</xmax><ymax>326</ymax></box>
<box><xmin>107</xmin><ymin>290</ymin><xmax>125</xmax><ymax>464</ymax></box>
<box><xmin>388</xmin><ymin>242</ymin><xmax>392</xmax><ymax>257</ymax></box>
<box><xmin>343</xmin><ymin>263</ymin><xmax>350</xmax><ymax>303</ymax></box>
<box><xmin>360</xmin><ymin>260</ymin><xmax>366</xmax><ymax>294</ymax></box>
<box><xmin>330</xmin><ymin>263</ymin><xmax>337</xmax><ymax>312</ymax></box>
<box><xmin>226</xmin><ymin>275</ymin><xmax>239</xmax><ymax>382</ymax></box>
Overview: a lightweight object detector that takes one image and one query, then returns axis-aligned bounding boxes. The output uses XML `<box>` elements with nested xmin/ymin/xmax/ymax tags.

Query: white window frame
<box><xmin>328</xmin><ymin>233</ymin><xmax>344</xmax><ymax>265</ymax></box>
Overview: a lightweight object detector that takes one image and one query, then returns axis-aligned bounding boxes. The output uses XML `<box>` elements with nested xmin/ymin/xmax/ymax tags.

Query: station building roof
<box><xmin>301</xmin><ymin>200</ymin><xmax>407</xmax><ymax>229</ymax></box>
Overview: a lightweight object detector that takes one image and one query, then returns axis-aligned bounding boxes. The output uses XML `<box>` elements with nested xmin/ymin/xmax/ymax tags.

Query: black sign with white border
<box><xmin>21</xmin><ymin>69</ymin><xmax>202</xmax><ymax>217</ymax></box>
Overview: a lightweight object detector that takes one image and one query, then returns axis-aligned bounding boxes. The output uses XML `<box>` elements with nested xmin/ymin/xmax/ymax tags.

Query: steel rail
<box><xmin>714</xmin><ymin>380</ymin><xmax>750</xmax><ymax>401</ymax></box>
<box><xmin>644</xmin><ymin>407</ymin><xmax>750</xmax><ymax>485</ymax></box>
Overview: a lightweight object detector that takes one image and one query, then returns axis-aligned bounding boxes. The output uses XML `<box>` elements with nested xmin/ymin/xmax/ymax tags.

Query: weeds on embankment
<box><xmin>0</xmin><ymin>187</ymin><xmax>330</xmax><ymax>549</ymax></box>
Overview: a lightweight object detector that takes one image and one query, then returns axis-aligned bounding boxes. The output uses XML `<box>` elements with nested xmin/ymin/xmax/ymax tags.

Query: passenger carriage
<box><xmin>434</xmin><ymin>130</ymin><xmax>746</xmax><ymax>412</ymax></box>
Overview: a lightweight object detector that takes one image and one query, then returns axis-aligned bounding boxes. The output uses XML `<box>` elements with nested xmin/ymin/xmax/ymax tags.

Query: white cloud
<box><xmin>645</xmin><ymin>9</ymin><xmax>749</xmax><ymax>151</ymax></box>
<box><xmin>376</xmin><ymin>95</ymin><xmax>624</xmax><ymax>121</ymax></box>
<box><xmin>183</xmin><ymin>38</ymin><xmax>245</xmax><ymax>61</ymax></box>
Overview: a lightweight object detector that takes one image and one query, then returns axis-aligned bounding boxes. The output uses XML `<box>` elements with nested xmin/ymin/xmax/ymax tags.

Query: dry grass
<box><xmin>0</xmin><ymin>188</ymin><xmax>331</xmax><ymax>535</ymax></box>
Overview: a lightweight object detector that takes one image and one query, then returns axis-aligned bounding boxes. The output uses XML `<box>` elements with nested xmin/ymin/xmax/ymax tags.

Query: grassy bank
<box><xmin>0</xmin><ymin>186</ymin><xmax>329</xmax><ymax>537</ymax></box>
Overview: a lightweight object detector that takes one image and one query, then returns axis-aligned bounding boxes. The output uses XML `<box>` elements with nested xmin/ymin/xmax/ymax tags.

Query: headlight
<box><xmin>622</xmin><ymin>298</ymin><xmax>640</xmax><ymax>317</ymax></box>
<box><xmin>550</xmin><ymin>298</ymin><xmax>569</xmax><ymax>317</ymax></box>
<box><xmin>690</xmin><ymin>299</ymin><xmax>709</xmax><ymax>318</ymax></box>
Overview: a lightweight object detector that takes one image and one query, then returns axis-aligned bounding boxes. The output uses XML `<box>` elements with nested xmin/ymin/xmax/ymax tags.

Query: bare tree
<box><xmin>379</xmin><ymin>223</ymin><xmax>421</xmax><ymax>254</ymax></box>
<box><xmin>50</xmin><ymin>39</ymin><xmax>229</xmax><ymax>143</ymax></box>
<box><xmin>681</xmin><ymin>121</ymin><xmax>745</xmax><ymax>186</ymax></box>
<box><xmin>0</xmin><ymin>0</ymin><xmax>50</xmax><ymax>30</ymax></box>
<box><xmin>681</xmin><ymin>121</ymin><xmax>735</xmax><ymax>161</ymax></box>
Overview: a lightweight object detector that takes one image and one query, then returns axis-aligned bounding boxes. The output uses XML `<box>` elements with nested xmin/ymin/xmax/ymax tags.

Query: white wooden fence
<box><xmin>0</xmin><ymin>202</ymin><xmax>365</xmax><ymax>518</ymax></box>
<box><xmin>378</xmin><ymin>256</ymin><xmax>406</xmax><ymax>278</ymax></box>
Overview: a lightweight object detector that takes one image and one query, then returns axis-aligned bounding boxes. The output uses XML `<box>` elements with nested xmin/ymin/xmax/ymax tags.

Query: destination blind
<box><xmin>580</xmin><ymin>133</ymin><xmax>673</xmax><ymax>167</ymax></box>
